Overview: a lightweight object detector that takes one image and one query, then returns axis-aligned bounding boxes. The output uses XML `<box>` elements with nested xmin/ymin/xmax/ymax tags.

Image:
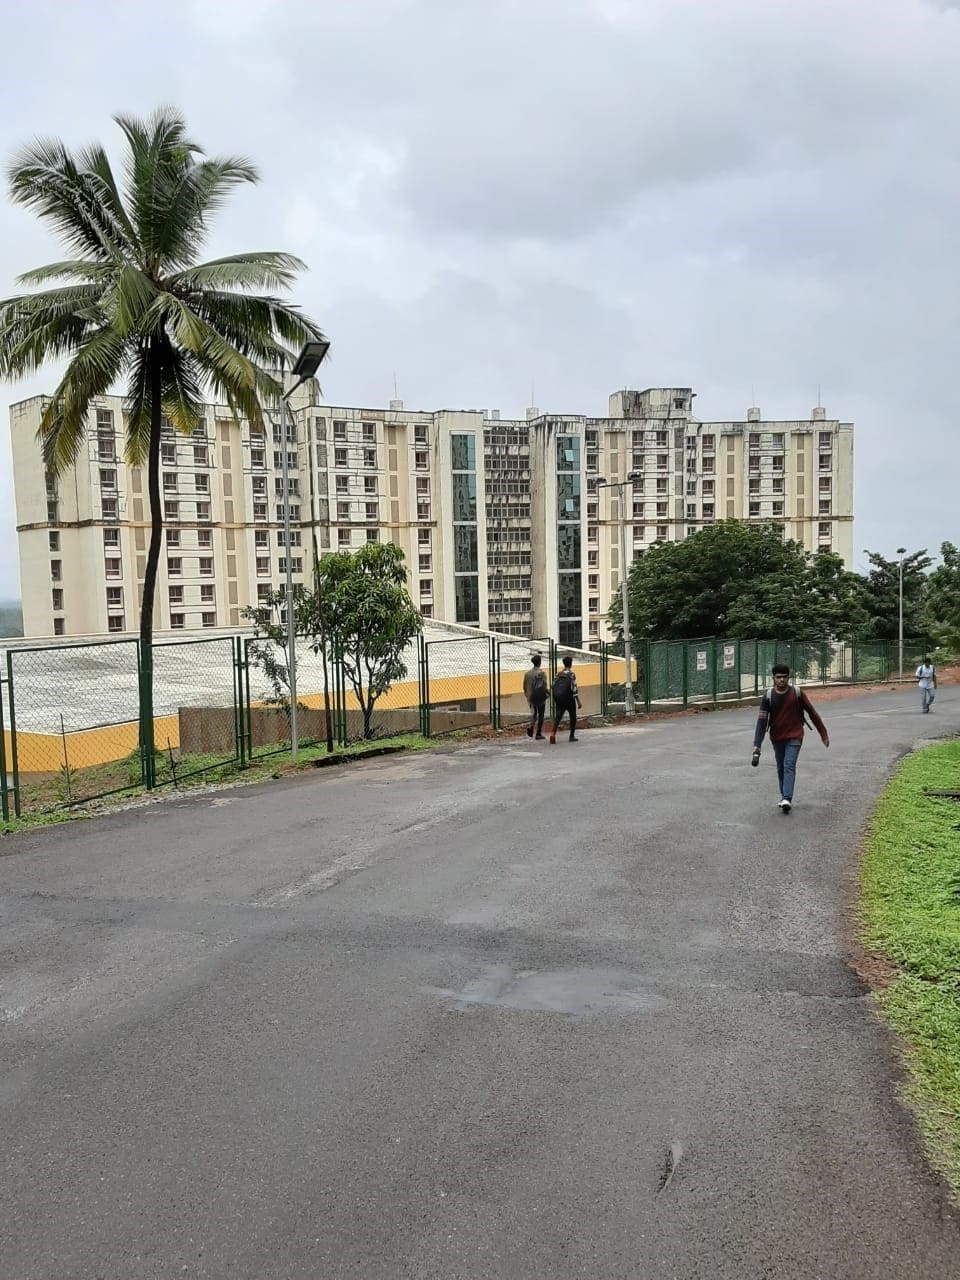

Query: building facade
<box><xmin>10</xmin><ymin>386</ymin><xmax>853</xmax><ymax>643</ymax></box>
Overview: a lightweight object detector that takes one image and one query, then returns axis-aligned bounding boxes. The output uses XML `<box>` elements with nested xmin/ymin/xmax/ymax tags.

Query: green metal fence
<box><xmin>0</xmin><ymin>631</ymin><xmax>931</xmax><ymax>821</ymax></box>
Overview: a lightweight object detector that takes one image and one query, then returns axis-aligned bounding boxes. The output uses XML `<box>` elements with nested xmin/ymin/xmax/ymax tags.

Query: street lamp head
<box><xmin>291</xmin><ymin>339</ymin><xmax>331</xmax><ymax>380</ymax></box>
<box><xmin>596</xmin><ymin>476</ymin><xmax>608</xmax><ymax>486</ymax></box>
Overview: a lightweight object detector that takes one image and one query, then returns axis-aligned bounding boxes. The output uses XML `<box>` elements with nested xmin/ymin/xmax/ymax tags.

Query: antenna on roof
<box><xmin>817</xmin><ymin>383</ymin><xmax>822</xmax><ymax>409</ymax></box>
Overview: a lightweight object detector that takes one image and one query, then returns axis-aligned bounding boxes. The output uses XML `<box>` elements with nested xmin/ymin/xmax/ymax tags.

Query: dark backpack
<box><xmin>531</xmin><ymin>669</ymin><xmax>547</xmax><ymax>701</ymax></box>
<box><xmin>552</xmin><ymin>670</ymin><xmax>572</xmax><ymax>701</ymax></box>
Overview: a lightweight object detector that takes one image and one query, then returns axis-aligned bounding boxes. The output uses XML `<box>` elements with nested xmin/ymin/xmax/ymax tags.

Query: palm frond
<box><xmin>7</xmin><ymin>139</ymin><xmax>133</xmax><ymax>261</ymax></box>
<box><xmin>160</xmin><ymin>348</ymin><xmax>206</xmax><ymax>434</ymax></box>
<box><xmin>169</xmin><ymin>252</ymin><xmax>306</xmax><ymax>293</ymax></box>
<box><xmin>155</xmin><ymin>158</ymin><xmax>259</xmax><ymax>269</ymax></box>
<box><xmin>17</xmin><ymin>260</ymin><xmax>117</xmax><ymax>286</ymax></box>
<box><xmin>0</xmin><ymin>285</ymin><xmax>105</xmax><ymax>379</ymax></box>
<box><xmin>75</xmin><ymin>142</ymin><xmax>141</xmax><ymax>255</ymax></box>
<box><xmin>122</xmin><ymin>344</ymin><xmax>152</xmax><ymax>465</ymax></box>
<box><xmin>113</xmin><ymin>108</ymin><xmax>204</xmax><ymax>269</ymax></box>
<box><xmin>190</xmin><ymin>291</ymin><xmax>325</xmax><ymax>358</ymax></box>
<box><xmin>37</xmin><ymin>327</ymin><xmax>127</xmax><ymax>474</ymax></box>
<box><xmin>105</xmin><ymin>264</ymin><xmax>159</xmax><ymax>336</ymax></box>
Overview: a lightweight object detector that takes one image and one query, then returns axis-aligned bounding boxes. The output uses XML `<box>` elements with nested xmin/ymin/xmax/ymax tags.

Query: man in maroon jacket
<box><xmin>751</xmin><ymin>663</ymin><xmax>830</xmax><ymax>813</ymax></box>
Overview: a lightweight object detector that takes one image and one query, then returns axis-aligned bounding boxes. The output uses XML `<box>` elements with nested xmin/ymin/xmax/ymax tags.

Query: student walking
<box><xmin>523</xmin><ymin>653</ymin><xmax>548</xmax><ymax>739</ymax></box>
<box><xmin>751</xmin><ymin>663</ymin><xmax>829</xmax><ymax>813</ymax></box>
<box><xmin>549</xmin><ymin>654</ymin><xmax>581</xmax><ymax>744</ymax></box>
<box><xmin>916</xmin><ymin>657</ymin><xmax>937</xmax><ymax>713</ymax></box>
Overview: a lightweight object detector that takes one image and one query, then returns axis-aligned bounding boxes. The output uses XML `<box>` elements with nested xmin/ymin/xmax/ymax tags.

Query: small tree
<box><xmin>315</xmin><ymin>543</ymin><xmax>422</xmax><ymax>739</ymax></box>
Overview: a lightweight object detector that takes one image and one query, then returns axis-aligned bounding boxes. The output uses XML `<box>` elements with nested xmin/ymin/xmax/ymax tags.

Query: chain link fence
<box><xmin>0</xmin><ymin>630</ymin><xmax>933</xmax><ymax>820</ymax></box>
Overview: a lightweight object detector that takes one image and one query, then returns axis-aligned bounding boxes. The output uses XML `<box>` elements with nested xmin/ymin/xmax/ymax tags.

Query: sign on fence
<box><xmin>723</xmin><ymin>644</ymin><xmax>736</xmax><ymax>670</ymax></box>
<box><xmin>696</xmin><ymin>650</ymin><xmax>707</xmax><ymax>672</ymax></box>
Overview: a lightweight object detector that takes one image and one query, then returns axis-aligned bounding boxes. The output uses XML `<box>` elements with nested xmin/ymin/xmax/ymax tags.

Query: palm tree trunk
<box><xmin>139</xmin><ymin>345</ymin><xmax>163</xmax><ymax>788</ymax></box>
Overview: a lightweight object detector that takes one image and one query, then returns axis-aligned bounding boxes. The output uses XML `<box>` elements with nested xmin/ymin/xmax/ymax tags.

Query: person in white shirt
<box><xmin>916</xmin><ymin>657</ymin><xmax>937</xmax><ymax>713</ymax></box>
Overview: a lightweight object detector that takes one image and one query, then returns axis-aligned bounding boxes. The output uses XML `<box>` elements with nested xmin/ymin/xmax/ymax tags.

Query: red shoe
<box><xmin>549</xmin><ymin>733</ymin><xmax>556</xmax><ymax>744</ymax></box>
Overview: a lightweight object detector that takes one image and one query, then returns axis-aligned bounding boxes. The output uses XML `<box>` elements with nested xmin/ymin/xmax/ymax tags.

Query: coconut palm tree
<box><xmin>0</xmin><ymin>107</ymin><xmax>325</xmax><ymax>782</ymax></box>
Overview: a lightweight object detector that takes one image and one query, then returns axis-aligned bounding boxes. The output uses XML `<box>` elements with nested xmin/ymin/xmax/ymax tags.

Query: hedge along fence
<box><xmin>0</xmin><ymin>630</ymin><xmax>927</xmax><ymax>819</ymax></box>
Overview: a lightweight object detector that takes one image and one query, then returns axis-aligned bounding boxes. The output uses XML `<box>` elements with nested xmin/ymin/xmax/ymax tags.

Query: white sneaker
<box><xmin>779</xmin><ymin>798</ymin><xmax>792</xmax><ymax>813</ymax></box>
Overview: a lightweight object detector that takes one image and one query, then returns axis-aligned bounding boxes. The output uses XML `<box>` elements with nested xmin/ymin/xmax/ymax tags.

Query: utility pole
<box><xmin>897</xmin><ymin>546</ymin><xmax>906</xmax><ymax>682</ymax></box>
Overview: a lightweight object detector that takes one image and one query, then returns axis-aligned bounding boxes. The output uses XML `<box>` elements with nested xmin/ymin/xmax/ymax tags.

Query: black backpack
<box><xmin>552</xmin><ymin>670</ymin><xmax>572</xmax><ymax>701</ymax></box>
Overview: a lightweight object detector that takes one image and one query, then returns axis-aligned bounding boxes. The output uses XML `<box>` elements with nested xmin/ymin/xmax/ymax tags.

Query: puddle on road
<box><xmin>423</xmin><ymin>963</ymin><xmax>665</xmax><ymax>1017</ymax></box>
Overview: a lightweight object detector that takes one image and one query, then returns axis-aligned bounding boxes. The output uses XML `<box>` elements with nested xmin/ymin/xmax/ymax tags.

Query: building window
<box><xmin>819</xmin><ymin>477</ymin><xmax>832</xmax><ymax>493</ymax></box>
<box><xmin>197</xmin><ymin>529</ymin><xmax>212</xmax><ymax>549</ymax></box>
<box><xmin>414</xmin><ymin>425</ymin><xmax>428</xmax><ymax>444</ymax></box>
<box><xmin>771</xmin><ymin>456</ymin><xmax>784</xmax><ymax>472</ymax></box>
<box><xmin>168</xmin><ymin>557</ymin><xmax>182</xmax><ymax>576</ymax></box>
<box><xmin>417</xmin><ymin>501</ymin><xmax>431</xmax><ymax>521</ymax></box>
<box><xmin>686</xmin><ymin>504</ymin><xmax>697</xmax><ymax>520</ymax></box>
<box><xmin>337</xmin><ymin>500</ymin><xmax>350</xmax><ymax>521</ymax></box>
<box><xmin>415</xmin><ymin>450</ymin><xmax>429</xmax><ymax>470</ymax></box>
<box><xmin>195</xmin><ymin>473</ymin><xmax>209</xmax><ymax>494</ymax></box>
<box><xmin>169</xmin><ymin>585</ymin><xmax>184</xmax><ymax>605</ymax></box>
<box><xmin>334</xmin><ymin>447</ymin><xmax>348</xmax><ymax>468</ymax></box>
<box><xmin>657</xmin><ymin>525</ymin><xmax>668</xmax><ymax>540</ymax></box>
<box><xmin>419</xmin><ymin>554</ymin><xmax>432</xmax><ymax>572</ymax></box>
<box><xmin>101</xmin><ymin>497</ymin><xmax>118</xmax><ymax>520</ymax></box>
<box><xmin>200</xmin><ymin>584</ymin><xmax>215</xmax><ymax>604</ymax></box>
<box><xmin>50</xmin><ymin>559</ymin><xmax>62</xmax><ymax>581</ymax></box>
<box><xmin>163</xmin><ymin>472</ymin><xmax>177</xmax><ymax>493</ymax></box>
<box><xmin>365</xmin><ymin>528</ymin><xmax>379</xmax><ymax>543</ymax></box>
<box><xmin>52</xmin><ymin>588</ymin><xmax>64</xmax><ymax>610</ymax></box>
<box><xmin>252</xmin><ymin>476</ymin><xmax>267</xmax><ymax>497</ymax></box>
<box><xmin>819</xmin><ymin>521</ymin><xmax>832</xmax><ymax>537</ymax></box>
<box><xmin>819</xmin><ymin>432</ymin><xmax>832</xmax><ymax>448</ymax></box>
<box><xmin>338</xmin><ymin>528</ymin><xmax>352</xmax><ymax>547</ymax></box>
<box><xmin>772</xmin><ymin>478</ymin><xmax>784</xmax><ymax>494</ymax></box>
<box><xmin>701</xmin><ymin>434</ymin><xmax>715</xmax><ymax>451</ymax></box>
<box><xmin>365</xmin><ymin>501</ymin><xmax>379</xmax><ymax>520</ymax></box>
<box><xmin>162</xmin><ymin>443</ymin><xmax>177</xmax><ymax>464</ymax></box>
<box><xmin>749</xmin><ymin>477</ymin><xmax>760</xmax><ymax>494</ymax></box>
<box><xmin>335</xmin><ymin>475</ymin><xmax>349</xmax><ymax>494</ymax></box>
<box><xmin>199</xmin><ymin>557</ymin><xmax>213</xmax><ymax>576</ymax></box>
<box><xmin>202</xmin><ymin>612</ymin><xmax>216</xmax><ymax>628</ymax></box>
<box><xmin>333</xmin><ymin>420</ymin><xmax>347</xmax><ymax>440</ymax></box>
<box><xmin>362</xmin><ymin>448</ymin><xmax>377</xmax><ymax>469</ymax></box>
<box><xmin>819</xmin><ymin>500</ymin><xmax>831</xmax><ymax>515</ymax></box>
<box><xmin>702</xmin><ymin>479</ymin><xmax>714</xmax><ymax>496</ymax></box>
<box><xmin>164</xmin><ymin>501</ymin><xmax>179</xmax><ymax>522</ymax></box>
<box><xmin>170</xmin><ymin>613</ymin><xmax>185</xmax><ymax>629</ymax></box>
<box><xmin>749</xmin><ymin>501</ymin><xmax>760</xmax><ymax>517</ymax></box>
<box><xmin>166</xmin><ymin>529</ymin><xmax>180</xmax><ymax>548</ymax></box>
<box><xmin>49</xmin><ymin>531</ymin><xmax>60</xmax><ymax>552</ymax></box>
<box><xmin>772</xmin><ymin>501</ymin><xmax>784</xmax><ymax>516</ymax></box>
<box><xmin>656</xmin><ymin>453</ymin><xmax>668</xmax><ymax>470</ymax></box>
<box><xmin>105</xmin><ymin>557</ymin><xmax>122</xmax><ymax>577</ymax></box>
<box><xmin>99</xmin><ymin>468</ymin><xmax>117</xmax><ymax>491</ymax></box>
<box><xmin>420</xmin><ymin>578</ymin><xmax>433</xmax><ymax>597</ymax></box>
<box><xmin>253</xmin><ymin>503</ymin><xmax>268</xmax><ymax>521</ymax></box>
<box><xmin>53</xmin><ymin>617</ymin><xmax>65</xmax><ymax>636</ymax></box>
<box><xmin>196</xmin><ymin>502</ymin><xmax>211</xmax><ymax>522</ymax></box>
<box><xmin>772</xmin><ymin>433</ymin><xmax>785</xmax><ymax>449</ymax></box>
<box><xmin>452</xmin><ymin>433</ymin><xmax>479</xmax><ymax>624</ymax></box>
<box><xmin>363</xmin><ymin>475</ymin><xmax>377</xmax><ymax>495</ymax></box>
<box><xmin>256</xmin><ymin>556</ymin><xmax>270</xmax><ymax>576</ymax></box>
<box><xmin>107</xmin><ymin>615</ymin><xmax>124</xmax><ymax>633</ymax></box>
<box><xmin>193</xmin><ymin>446</ymin><xmax>208</xmax><ymax>467</ymax></box>
<box><xmin>418</xmin><ymin>528</ymin><xmax>431</xmax><ymax>547</ymax></box>
<box><xmin>362</xmin><ymin>422</ymin><xmax>376</xmax><ymax>442</ymax></box>
<box><xmin>251</xmin><ymin>447</ymin><xmax>265</xmax><ymax>468</ymax></box>
<box><xmin>254</xmin><ymin>530</ymin><xmax>268</xmax><ymax>549</ymax></box>
<box><xmin>47</xmin><ymin>500</ymin><xmax>59</xmax><ymax>522</ymax></box>
<box><xmin>106</xmin><ymin>586</ymin><xmax>123</xmax><ymax>608</ymax></box>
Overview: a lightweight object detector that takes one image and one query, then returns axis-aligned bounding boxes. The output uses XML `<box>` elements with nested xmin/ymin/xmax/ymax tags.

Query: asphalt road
<box><xmin>2</xmin><ymin>687</ymin><xmax>959</xmax><ymax>1279</ymax></box>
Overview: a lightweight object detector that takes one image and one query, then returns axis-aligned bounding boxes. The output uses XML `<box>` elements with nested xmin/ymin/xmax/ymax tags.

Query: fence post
<box><xmin>711</xmin><ymin>638</ymin><xmax>719</xmax><ymax>707</ymax></box>
<box><xmin>600</xmin><ymin>641</ymin><xmax>608</xmax><ymax>717</ymax></box>
<box><xmin>489</xmin><ymin>637</ymin><xmax>498</xmax><ymax>729</ymax></box>
<box><xmin>233</xmin><ymin>636</ymin><xmax>246</xmax><ymax>770</ymax></box>
<box><xmin>682</xmin><ymin>641</ymin><xmax>689</xmax><ymax>709</ymax></box>
<box><xmin>5</xmin><ymin>651</ymin><xmax>21</xmax><ymax>818</ymax></box>
<box><xmin>753</xmin><ymin>639</ymin><xmax>759</xmax><ymax>696</ymax></box>
<box><xmin>0</xmin><ymin>663</ymin><xmax>8</xmax><ymax>822</ymax></box>
<box><xmin>418</xmin><ymin>634</ymin><xmax>430</xmax><ymax>738</ymax></box>
<box><xmin>643</xmin><ymin>639</ymin><xmax>651</xmax><ymax>713</ymax></box>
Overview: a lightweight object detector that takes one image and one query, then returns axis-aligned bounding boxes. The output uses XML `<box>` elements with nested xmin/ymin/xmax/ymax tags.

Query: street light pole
<box><xmin>897</xmin><ymin>546</ymin><xmax>906</xmax><ymax>682</ymax></box>
<box><xmin>275</xmin><ymin>340</ymin><xmax>330</xmax><ymax>760</ymax></box>
<box><xmin>598</xmin><ymin>474</ymin><xmax>640</xmax><ymax>716</ymax></box>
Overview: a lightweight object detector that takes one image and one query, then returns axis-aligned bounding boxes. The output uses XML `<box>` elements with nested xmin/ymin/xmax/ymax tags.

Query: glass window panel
<box><xmin>557</xmin><ymin>525</ymin><xmax>581</xmax><ymax>570</ymax></box>
<box><xmin>451</xmin><ymin>434</ymin><xmax>476</xmax><ymax>471</ymax></box>
<box><xmin>454</xmin><ymin>525</ymin><xmax>478</xmax><ymax>573</ymax></box>
<box><xmin>557</xmin><ymin>473</ymin><xmax>581</xmax><ymax>519</ymax></box>
<box><xmin>455</xmin><ymin>574</ymin><xmax>479</xmax><ymax>624</ymax></box>
<box><xmin>556</xmin><ymin>437</ymin><xmax>580</xmax><ymax>471</ymax></box>
<box><xmin>558</xmin><ymin>620</ymin><xmax>582</xmax><ymax>647</ymax></box>
<box><xmin>452</xmin><ymin>472</ymin><xmax>477</xmax><ymax>522</ymax></box>
<box><xmin>558</xmin><ymin>571</ymin><xmax>582</xmax><ymax>619</ymax></box>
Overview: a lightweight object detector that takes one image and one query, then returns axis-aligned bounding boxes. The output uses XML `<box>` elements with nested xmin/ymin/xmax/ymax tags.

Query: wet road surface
<box><xmin>2</xmin><ymin>687</ymin><xmax>959</xmax><ymax>1277</ymax></box>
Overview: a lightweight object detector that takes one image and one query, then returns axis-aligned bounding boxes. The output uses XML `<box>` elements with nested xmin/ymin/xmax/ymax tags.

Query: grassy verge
<box><xmin>859</xmin><ymin>739</ymin><xmax>960</xmax><ymax>1192</ymax></box>
<box><xmin>1</xmin><ymin>733</ymin><xmax>435</xmax><ymax>838</ymax></box>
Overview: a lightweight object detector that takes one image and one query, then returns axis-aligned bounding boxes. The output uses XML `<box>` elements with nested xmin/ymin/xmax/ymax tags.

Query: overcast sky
<box><xmin>1</xmin><ymin>0</ymin><xmax>958</xmax><ymax>601</ymax></box>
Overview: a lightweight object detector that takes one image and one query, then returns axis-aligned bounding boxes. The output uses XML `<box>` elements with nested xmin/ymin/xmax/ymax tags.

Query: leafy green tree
<box><xmin>922</xmin><ymin>542</ymin><xmax>960</xmax><ymax>652</ymax></box>
<box><xmin>857</xmin><ymin>549</ymin><xmax>932</xmax><ymax>642</ymax></box>
<box><xmin>0</xmin><ymin>108</ymin><xmax>324</xmax><ymax>776</ymax></box>
<box><xmin>725</xmin><ymin>550</ymin><xmax>869</xmax><ymax>641</ymax></box>
<box><xmin>314</xmin><ymin>543</ymin><xmax>422</xmax><ymax>739</ymax></box>
<box><xmin>608</xmin><ymin>521</ymin><xmax>806</xmax><ymax>641</ymax></box>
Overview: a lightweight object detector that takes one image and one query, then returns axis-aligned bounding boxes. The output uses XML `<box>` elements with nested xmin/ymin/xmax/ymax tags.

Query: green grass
<box><xmin>860</xmin><ymin>739</ymin><xmax>960</xmax><ymax>1191</ymax></box>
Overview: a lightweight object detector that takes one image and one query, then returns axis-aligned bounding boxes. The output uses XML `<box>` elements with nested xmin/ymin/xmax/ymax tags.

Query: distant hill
<box><xmin>0</xmin><ymin>602</ymin><xmax>24</xmax><ymax>638</ymax></box>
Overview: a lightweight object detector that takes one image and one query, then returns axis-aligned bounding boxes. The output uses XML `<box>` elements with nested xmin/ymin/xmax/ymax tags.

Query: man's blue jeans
<box><xmin>773</xmin><ymin>739</ymin><xmax>802</xmax><ymax>802</ymax></box>
<box><xmin>921</xmin><ymin>686</ymin><xmax>935</xmax><ymax>712</ymax></box>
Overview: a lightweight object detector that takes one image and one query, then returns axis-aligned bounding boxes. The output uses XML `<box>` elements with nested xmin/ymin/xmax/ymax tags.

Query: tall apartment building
<box><xmin>10</xmin><ymin>386</ymin><xmax>853</xmax><ymax>644</ymax></box>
